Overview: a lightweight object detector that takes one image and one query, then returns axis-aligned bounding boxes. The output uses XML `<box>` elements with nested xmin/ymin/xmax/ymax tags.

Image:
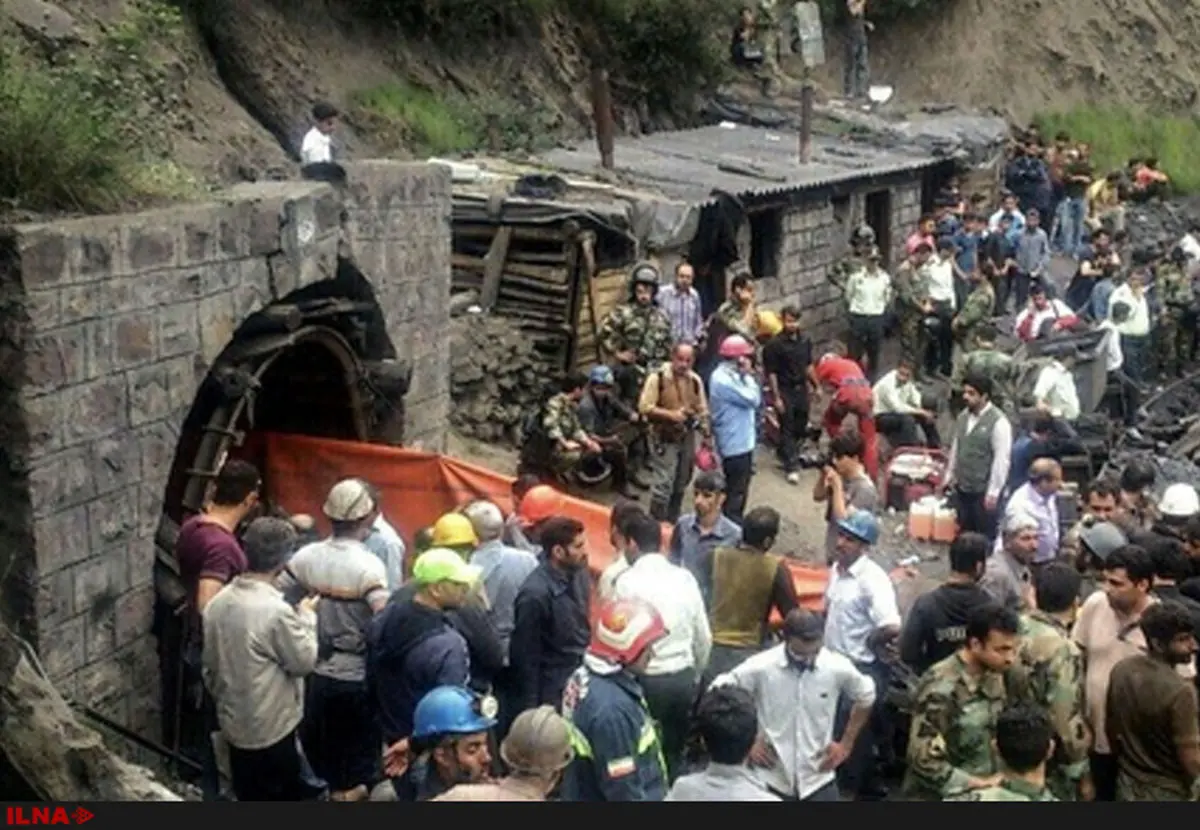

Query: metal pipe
<box><xmin>72</xmin><ymin>702</ymin><xmax>204</xmax><ymax>774</ymax></box>
<box><xmin>799</xmin><ymin>82</ymin><xmax>814</xmax><ymax>164</ymax></box>
<box><xmin>591</xmin><ymin>66</ymin><xmax>615</xmax><ymax>170</ymax></box>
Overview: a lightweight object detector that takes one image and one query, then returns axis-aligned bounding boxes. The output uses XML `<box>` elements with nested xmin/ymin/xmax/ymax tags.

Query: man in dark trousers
<box><xmin>763</xmin><ymin>305</ymin><xmax>815</xmax><ymax>486</ymax></box>
<box><xmin>943</xmin><ymin>374</ymin><xmax>1014</xmax><ymax>539</ymax></box>
<box><xmin>509</xmin><ymin>517</ymin><xmax>592</xmax><ymax>713</ymax></box>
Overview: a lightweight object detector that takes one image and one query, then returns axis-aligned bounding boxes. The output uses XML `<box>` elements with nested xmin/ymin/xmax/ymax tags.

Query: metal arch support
<box><xmin>178</xmin><ymin>324</ymin><xmax>370</xmax><ymax>516</ymax></box>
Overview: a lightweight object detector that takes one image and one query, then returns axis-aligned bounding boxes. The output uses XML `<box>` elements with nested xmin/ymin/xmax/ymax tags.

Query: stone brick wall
<box><xmin>751</xmin><ymin>198</ymin><xmax>842</xmax><ymax>347</ymax></box>
<box><xmin>889</xmin><ymin>182</ymin><xmax>924</xmax><ymax>266</ymax></box>
<box><xmin>0</xmin><ymin>162</ymin><xmax>451</xmax><ymax>745</ymax></box>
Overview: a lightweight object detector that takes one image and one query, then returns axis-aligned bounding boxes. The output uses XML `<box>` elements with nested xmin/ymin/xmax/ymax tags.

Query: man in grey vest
<box><xmin>942</xmin><ymin>374</ymin><xmax>1013</xmax><ymax>541</ymax></box>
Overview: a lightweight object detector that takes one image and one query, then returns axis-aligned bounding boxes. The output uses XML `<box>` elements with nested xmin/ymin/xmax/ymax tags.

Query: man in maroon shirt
<box><xmin>174</xmin><ymin>459</ymin><xmax>262</xmax><ymax>800</ymax></box>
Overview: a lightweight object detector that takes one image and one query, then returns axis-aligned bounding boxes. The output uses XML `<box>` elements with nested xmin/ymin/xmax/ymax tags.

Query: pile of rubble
<box><xmin>448</xmin><ymin>312</ymin><xmax>556</xmax><ymax>445</ymax></box>
<box><xmin>1124</xmin><ymin>196</ymin><xmax>1200</xmax><ymax>261</ymax></box>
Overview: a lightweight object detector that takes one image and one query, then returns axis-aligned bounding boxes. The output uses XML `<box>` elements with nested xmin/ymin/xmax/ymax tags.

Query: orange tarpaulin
<box><xmin>260</xmin><ymin>432</ymin><xmax>830</xmax><ymax>611</ymax></box>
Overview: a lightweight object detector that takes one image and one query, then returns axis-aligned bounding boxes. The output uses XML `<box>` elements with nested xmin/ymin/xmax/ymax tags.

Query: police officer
<box><xmin>598</xmin><ymin>262</ymin><xmax>674</xmax><ymax>405</ymax></box>
<box><xmin>828</xmin><ymin>224</ymin><xmax>878</xmax><ymax>293</ymax></box>
<box><xmin>903</xmin><ymin>603</ymin><xmax>1025</xmax><ymax>800</ymax></box>
<box><xmin>1156</xmin><ymin>246</ymin><xmax>1194</xmax><ymax>379</ymax></box>
<box><xmin>561</xmin><ymin>597</ymin><xmax>669</xmax><ymax>801</ymax></box>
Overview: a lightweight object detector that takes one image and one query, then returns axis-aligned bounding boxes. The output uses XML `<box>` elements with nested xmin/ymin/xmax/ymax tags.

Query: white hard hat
<box><xmin>1159</xmin><ymin>483</ymin><xmax>1200</xmax><ymax>519</ymax></box>
<box><xmin>323</xmin><ymin>478</ymin><xmax>376</xmax><ymax>522</ymax></box>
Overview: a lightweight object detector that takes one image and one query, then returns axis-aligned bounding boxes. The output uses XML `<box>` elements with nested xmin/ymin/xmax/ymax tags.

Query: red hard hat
<box><xmin>718</xmin><ymin>334</ymin><xmax>755</xmax><ymax>360</ymax></box>
<box><xmin>589</xmin><ymin>597</ymin><xmax>668</xmax><ymax>665</ymax></box>
<box><xmin>517</xmin><ymin>485</ymin><xmax>564</xmax><ymax>527</ymax></box>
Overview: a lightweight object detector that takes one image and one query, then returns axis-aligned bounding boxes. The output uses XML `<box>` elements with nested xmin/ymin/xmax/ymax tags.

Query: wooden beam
<box><xmin>452</xmin><ymin>253</ymin><xmax>568</xmax><ymax>283</ymax></box>
<box><xmin>479</xmin><ymin>225</ymin><xmax>513</xmax><ymax>310</ymax></box>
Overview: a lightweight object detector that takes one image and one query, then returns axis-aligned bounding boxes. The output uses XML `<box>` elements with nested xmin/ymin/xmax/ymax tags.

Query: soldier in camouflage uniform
<box><xmin>945</xmin><ymin>705</ymin><xmax>1059</xmax><ymax>802</ymax></box>
<box><xmin>951</xmin><ymin>268</ymin><xmax>996</xmax><ymax>374</ymax></box>
<box><xmin>1155</xmin><ymin>246</ymin><xmax>1194</xmax><ymax>379</ymax></box>
<box><xmin>713</xmin><ymin>270</ymin><xmax>759</xmax><ymax>343</ymax></box>
<box><xmin>755</xmin><ymin>0</ymin><xmax>783</xmax><ymax>93</ymax></box>
<box><xmin>1013</xmin><ymin>563</ymin><xmax>1091</xmax><ymax>801</ymax></box>
<box><xmin>950</xmin><ymin>325</ymin><xmax>1017</xmax><ymax>415</ymax></box>
<box><xmin>903</xmin><ymin>603</ymin><xmax>1026</xmax><ymax>801</ymax></box>
<box><xmin>892</xmin><ymin>242</ymin><xmax>934</xmax><ymax>378</ymax></box>
<box><xmin>538</xmin><ymin>372</ymin><xmax>602</xmax><ymax>479</ymax></box>
<box><xmin>599</xmin><ymin>262</ymin><xmax>674</xmax><ymax>405</ymax></box>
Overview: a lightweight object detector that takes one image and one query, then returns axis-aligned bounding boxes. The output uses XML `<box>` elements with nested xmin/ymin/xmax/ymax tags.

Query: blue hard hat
<box><xmin>412</xmin><ymin>686</ymin><xmax>498</xmax><ymax>740</ymax></box>
<box><xmin>836</xmin><ymin>509</ymin><xmax>879</xmax><ymax>546</ymax></box>
<box><xmin>589</xmin><ymin>365</ymin><xmax>615</xmax><ymax>386</ymax></box>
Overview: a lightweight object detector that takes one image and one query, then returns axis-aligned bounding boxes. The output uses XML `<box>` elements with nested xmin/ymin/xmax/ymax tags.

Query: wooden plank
<box><xmin>454</xmin><ymin>223</ymin><xmax>570</xmax><ymax>243</ymax></box>
<box><xmin>452</xmin><ymin>253</ymin><xmax>569</xmax><ymax>283</ymax></box>
<box><xmin>479</xmin><ymin>225</ymin><xmax>513</xmax><ymax>310</ymax></box>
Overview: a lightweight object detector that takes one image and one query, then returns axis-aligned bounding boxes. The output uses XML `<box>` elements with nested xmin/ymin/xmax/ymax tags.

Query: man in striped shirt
<box><xmin>656</xmin><ymin>261</ymin><xmax>705</xmax><ymax>346</ymax></box>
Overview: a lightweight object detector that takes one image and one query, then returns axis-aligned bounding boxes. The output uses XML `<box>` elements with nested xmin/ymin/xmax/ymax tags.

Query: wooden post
<box><xmin>799</xmin><ymin>81</ymin><xmax>814</xmax><ymax>164</ymax></box>
<box><xmin>591</xmin><ymin>66</ymin><xmax>615</xmax><ymax>170</ymax></box>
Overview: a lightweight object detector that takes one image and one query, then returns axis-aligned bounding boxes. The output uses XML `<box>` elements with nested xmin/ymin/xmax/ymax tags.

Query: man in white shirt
<box><xmin>300</xmin><ymin>102</ymin><xmax>339</xmax><ymax>167</ymax></box>
<box><xmin>1033</xmin><ymin>351</ymin><xmax>1081</xmax><ymax>422</ymax></box>
<box><xmin>1107</xmin><ymin>271</ymin><xmax>1152</xmax><ymax>382</ymax></box>
<box><xmin>944</xmin><ymin>373</ymin><xmax>1014</xmax><ymax>539</ymax></box>
<box><xmin>611</xmin><ymin>512</ymin><xmax>712</xmax><ymax>781</ymax></box>
<box><xmin>823</xmin><ymin>509</ymin><xmax>901</xmax><ymax>800</ymax></box>
<box><xmin>1013</xmin><ymin>283</ymin><xmax>1075</xmax><ymax>342</ymax></box>
<box><xmin>843</xmin><ymin>250</ymin><xmax>893</xmax><ymax>380</ymax></box>
<box><xmin>664</xmin><ymin>685</ymin><xmax>780</xmax><ymax>801</ymax></box>
<box><xmin>203</xmin><ymin>517</ymin><xmax>324</xmax><ymax>801</ymax></box>
<box><xmin>873</xmin><ymin>358</ymin><xmax>940</xmax><ymax>448</ymax></box>
<box><xmin>924</xmin><ymin>237</ymin><xmax>959</xmax><ymax>377</ymax></box>
<box><xmin>1098</xmin><ymin>302</ymin><xmax>1140</xmax><ymax>428</ymax></box>
<box><xmin>712</xmin><ymin>609</ymin><xmax>875</xmax><ymax>802</ymax></box>
<box><xmin>996</xmin><ymin>458</ymin><xmax>1063</xmax><ymax>570</ymax></box>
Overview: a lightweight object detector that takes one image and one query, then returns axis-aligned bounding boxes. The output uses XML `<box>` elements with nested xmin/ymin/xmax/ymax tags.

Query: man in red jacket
<box><xmin>810</xmin><ymin>346</ymin><xmax>879</xmax><ymax>480</ymax></box>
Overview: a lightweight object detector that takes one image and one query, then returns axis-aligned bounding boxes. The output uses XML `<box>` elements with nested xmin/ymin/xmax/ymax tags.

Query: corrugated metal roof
<box><xmin>537</xmin><ymin>123</ymin><xmax>943</xmax><ymax>205</ymax></box>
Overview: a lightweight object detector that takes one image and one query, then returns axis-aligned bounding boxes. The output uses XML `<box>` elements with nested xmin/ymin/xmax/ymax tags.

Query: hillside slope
<box><xmin>845</xmin><ymin>0</ymin><xmax>1200</xmax><ymax>121</ymax></box>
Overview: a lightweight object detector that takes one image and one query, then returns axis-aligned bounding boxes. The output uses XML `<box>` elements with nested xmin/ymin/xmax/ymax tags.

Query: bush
<box><xmin>0</xmin><ymin>52</ymin><xmax>135</xmax><ymax>213</ymax></box>
<box><xmin>1035</xmin><ymin>106</ymin><xmax>1200</xmax><ymax>194</ymax></box>
<box><xmin>352</xmin><ymin>83</ymin><xmax>482</xmax><ymax>156</ymax></box>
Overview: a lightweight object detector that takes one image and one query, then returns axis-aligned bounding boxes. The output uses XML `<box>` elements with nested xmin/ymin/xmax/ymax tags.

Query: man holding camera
<box><xmin>813</xmin><ymin>433</ymin><xmax>879</xmax><ymax>565</ymax></box>
<box><xmin>639</xmin><ymin>343</ymin><xmax>711</xmax><ymax>523</ymax></box>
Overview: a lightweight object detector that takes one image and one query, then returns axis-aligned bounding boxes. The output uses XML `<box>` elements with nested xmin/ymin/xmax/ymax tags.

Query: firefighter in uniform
<box><xmin>598</xmin><ymin>262</ymin><xmax>674</xmax><ymax>405</ymax></box>
<box><xmin>561</xmin><ymin>597</ymin><xmax>670</xmax><ymax>802</ymax></box>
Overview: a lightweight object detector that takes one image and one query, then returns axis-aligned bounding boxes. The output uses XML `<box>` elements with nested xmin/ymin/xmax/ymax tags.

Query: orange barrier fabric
<box><xmin>261</xmin><ymin>432</ymin><xmax>830</xmax><ymax>610</ymax></box>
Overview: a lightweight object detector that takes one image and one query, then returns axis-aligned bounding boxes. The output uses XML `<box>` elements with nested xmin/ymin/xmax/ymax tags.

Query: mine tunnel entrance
<box><xmin>152</xmin><ymin>258</ymin><xmax>409</xmax><ymax>773</ymax></box>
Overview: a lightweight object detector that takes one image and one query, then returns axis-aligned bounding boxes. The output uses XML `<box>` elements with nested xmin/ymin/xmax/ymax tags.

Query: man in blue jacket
<box><xmin>561</xmin><ymin>597</ymin><xmax>670</xmax><ymax>801</ymax></box>
<box><xmin>399</xmin><ymin>686</ymin><xmax>498</xmax><ymax>801</ymax></box>
<box><xmin>366</xmin><ymin>548</ymin><xmax>478</xmax><ymax>799</ymax></box>
<box><xmin>709</xmin><ymin>334</ymin><xmax>763</xmax><ymax>523</ymax></box>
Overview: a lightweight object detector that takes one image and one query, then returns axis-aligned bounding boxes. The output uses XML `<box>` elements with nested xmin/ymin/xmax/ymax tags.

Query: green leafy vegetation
<box><xmin>351</xmin><ymin>81</ymin><xmax>558</xmax><ymax>157</ymax></box>
<box><xmin>0</xmin><ymin>0</ymin><xmax>202</xmax><ymax>215</ymax></box>
<box><xmin>356</xmin><ymin>0</ymin><xmax>732</xmax><ymax>124</ymax></box>
<box><xmin>1036</xmin><ymin>106</ymin><xmax>1200</xmax><ymax>194</ymax></box>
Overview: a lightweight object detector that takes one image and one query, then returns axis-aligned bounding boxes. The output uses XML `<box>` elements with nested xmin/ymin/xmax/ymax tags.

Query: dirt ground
<box><xmin>813</xmin><ymin>0</ymin><xmax>1200</xmax><ymax>123</ymax></box>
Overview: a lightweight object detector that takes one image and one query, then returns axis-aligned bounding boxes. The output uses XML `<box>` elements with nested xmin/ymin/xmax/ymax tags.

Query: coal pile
<box><xmin>449</xmin><ymin>313</ymin><xmax>557</xmax><ymax>445</ymax></box>
<box><xmin>1103</xmin><ymin>448</ymin><xmax>1200</xmax><ymax>499</ymax></box>
<box><xmin>1123</xmin><ymin>197</ymin><xmax>1200</xmax><ymax>262</ymax></box>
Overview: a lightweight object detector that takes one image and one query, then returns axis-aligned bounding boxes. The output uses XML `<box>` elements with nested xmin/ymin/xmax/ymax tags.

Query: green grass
<box><xmin>1035</xmin><ymin>106</ymin><xmax>1200</xmax><ymax>194</ymax></box>
<box><xmin>351</xmin><ymin>83</ymin><xmax>482</xmax><ymax>157</ymax></box>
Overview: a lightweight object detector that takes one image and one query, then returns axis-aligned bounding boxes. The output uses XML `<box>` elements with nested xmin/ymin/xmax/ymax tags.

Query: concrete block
<box><xmin>77</xmin><ymin>648</ymin><xmax>134</xmax><ymax>703</ymax></box>
<box><xmin>126</xmin><ymin>361</ymin><xmax>172</xmax><ymax>428</ymax></box>
<box><xmin>122</xmin><ymin>224</ymin><xmax>178</xmax><ymax>272</ymax></box>
<box><xmin>39</xmin><ymin>614</ymin><xmax>85</xmax><ymax>679</ymax></box>
<box><xmin>24</xmin><ymin>325</ymin><xmax>88</xmax><ymax>394</ymax></box>
<box><xmin>90</xmin><ymin>432</ymin><xmax>143</xmax><ymax>497</ymax></box>
<box><xmin>35</xmin><ymin>567</ymin><xmax>74</xmax><ymax>628</ymax></box>
<box><xmin>87</xmin><ymin>487</ymin><xmax>139</xmax><ymax>552</ymax></box>
<box><xmin>112</xmin><ymin>312</ymin><xmax>159</xmax><ymax>369</ymax></box>
<box><xmin>137</xmin><ymin>420</ymin><xmax>178</xmax><ymax>485</ymax></box>
<box><xmin>29</xmin><ymin>446</ymin><xmax>96</xmax><ymax>516</ymax></box>
<box><xmin>114</xmin><ymin>585</ymin><xmax>155</xmax><ymax>648</ymax></box>
<box><xmin>157</xmin><ymin>302</ymin><xmax>201</xmax><ymax>358</ymax></box>
<box><xmin>23</xmin><ymin>393</ymin><xmax>61</xmax><ymax>459</ymax></box>
<box><xmin>60</xmin><ymin>376</ymin><xmax>128</xmax><ymax>445</ymax></box>
<box><xmin>83</xmin><ymin>604</ymin><xmax>117</xmax><ymax>664</ymax></box>
<box><xmin>70</xmin><ymin>228</ymin><xmax>122</xmax><ymax>282</ymax></box>
<box><xmin>72</xmin><ymin>549</ymin><xmax>129</xmax><ymax>612</ymax></box>
<box><xmin>136</xmin><ymin>484</ymin><xmax>164</xmax><ymax>543</ymax></box>
<box><xmin>14</xmin><ymin>226</ymin><xmax>70</xmax><ymax>288</ymax></box>
<box><xmin>25</xmin><ymin>289</ymin><xmax>61</xmax><ymax>329</ymax></box>
<box><xmin>32</xmin><ymin>505</ymin><xmax>90</xmax><ymax>576</ymax></box>
<box><xmin>197</xmin><ymin>292</ymin><xmax>237</xmax><ymax>366</ymax></box>
<box><xmin>163</xmin><ymin>354</ymin><xmax>202</xmax><ymax>415</ymax></box>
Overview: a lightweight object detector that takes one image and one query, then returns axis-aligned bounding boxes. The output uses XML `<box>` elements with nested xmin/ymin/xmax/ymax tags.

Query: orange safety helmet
<box><xmin>718</xmin><ymin>334</ymin><xmax>755</xmax><ymax>360</ymax></box>
<box><xmin>517</xmin><ymin>484</ymin><xmax>565</xmax><ymax>528</ymax></box>
<box><xmin>588</xmin><ymin>597</ymin><xmax>668</xmax><ymax>666</ymax></box>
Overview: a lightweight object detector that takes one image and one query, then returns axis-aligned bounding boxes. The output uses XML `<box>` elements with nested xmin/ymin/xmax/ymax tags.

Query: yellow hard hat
<box><xmin>756</xmin><ymin>309</ymin><xmax>783</xmax><ymax>339</ymax></box>
<box><xmin>431</xmin><ymin>512</ymin><xmax>479</xmax><ymax>548</ymax></box>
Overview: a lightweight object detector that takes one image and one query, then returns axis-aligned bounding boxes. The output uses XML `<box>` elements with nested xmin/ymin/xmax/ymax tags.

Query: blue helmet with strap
<box><xmin>412</xmin><ymin>686</ymin><xmax>498</xmax><ymax>740</ymax></box>
<box><xmin>836</xmin><ymin>508</ymin><xmax>879</xmax><ymax>546</ymax></box>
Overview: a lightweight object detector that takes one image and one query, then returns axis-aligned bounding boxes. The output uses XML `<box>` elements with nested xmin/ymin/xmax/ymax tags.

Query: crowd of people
<box><xmin>165</xmin><ymin>77</ymin><xmax>1200</xmax><ymax>802</ymax></box>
